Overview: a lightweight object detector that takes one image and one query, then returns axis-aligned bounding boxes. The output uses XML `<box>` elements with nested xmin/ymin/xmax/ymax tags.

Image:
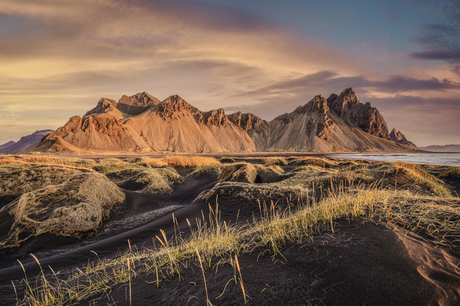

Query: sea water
<box><xmin>327</xmin><ymin>153</ymin><xmax>460</xmax><ymax>167</ymax></box>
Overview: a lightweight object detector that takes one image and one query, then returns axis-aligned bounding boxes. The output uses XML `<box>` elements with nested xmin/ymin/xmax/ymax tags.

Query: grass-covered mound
<box><xmin>219</xmin><ymin>163</ymin><xmax>284</xmax><ymax>184</ymax></box>
<box><xmin>186</xmin><ymin>164</ymin><xmax>226</xmax><ymax>178</ymax></box>
<box><xmin>439</xmin><ymin>166</ymin><xmax>460</xmax><ymax>179</ymax></box>
<box><xmin>0</xmin><ymin>172</ymin><xmax>125</xmax><ymax>249</ymax></box>
<box><xmin>0</xmin><ymin>166</ymin><xmax>89</xmax><ymax>198</ymax></box>
<box><xmin>106</xmin><ymin>168</ymin><xmax>184</xmax><ymax>194</ymax></box>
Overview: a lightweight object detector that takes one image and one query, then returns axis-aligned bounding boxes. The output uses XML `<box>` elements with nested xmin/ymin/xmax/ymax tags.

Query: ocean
<box><xmin>327</xmin><ymin>153</ymin><xmax>460</xmax><ymax>167</ymax></box>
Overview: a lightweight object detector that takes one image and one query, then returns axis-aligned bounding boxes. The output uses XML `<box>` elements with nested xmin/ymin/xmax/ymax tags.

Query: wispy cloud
<box><xmin>409</xmin><ymin>0</ymin><xmax>460</xmax><ymax>76</ymax></box>
<box><xmin>233</xmin><ymin>71</ymin><xmax>460</xmax><ymax>98</ymax></box>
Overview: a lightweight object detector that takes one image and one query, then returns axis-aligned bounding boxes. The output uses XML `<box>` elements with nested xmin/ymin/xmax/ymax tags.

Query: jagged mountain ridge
<box><xmin>0</xmin><ymin>130</ymin><xmax>55</xmax><ymax>154</ymax></box>
<box><xmin>32</xmin><ymin>88</ymin><xmax>418</xmax><ymax>153</ymax></box>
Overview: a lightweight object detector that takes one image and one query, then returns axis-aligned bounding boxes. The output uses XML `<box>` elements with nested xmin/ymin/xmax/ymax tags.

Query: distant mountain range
<box><xmin>420</xmin><ymin>145</ymin><xmax>460</xmax><ymax>153</ymax></box>
<box><xmin>28</xmin><ymin>88</ymin><xmax>419</xmax><ymax>153</ymax></box>
<box><xmin>0</xmin><ymin>130</ymin><xmax>55</xmax><ymax>154</ymax></box>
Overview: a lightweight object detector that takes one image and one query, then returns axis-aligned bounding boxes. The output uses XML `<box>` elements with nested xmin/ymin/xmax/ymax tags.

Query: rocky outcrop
<box><xmin>0</xmin><ymin>130</ymin><xmax>55</xmax><ymax>154</ymax></box>
<box><xmin>327</xmin><ymin>88</ymin><xmax>390</xmax><ymax>139</ymax></box>
<box><xmin>202</xmin><ymin>108</ymin><xmax>227</xmax><ymax>126</ymax></box>
<box><xmin>30</xmin><ymin>88</ymin><xmax>418</xmax><ymax>153</ymax></box>
<box><xmin>226</xmin><ymin>112</ymin><xmax>270</xmax><ymax>149</ymax></box>
<box><xmin>85</xmin><ymin>98</ymin><xmax>118</xmax><ymax>117</ymax></box>
<box><xmin>155</xmin><ymin>95</ymin><xmax>202</xmax><ymax>120</ymax></box>
<box><xmin>117</xmin><ymin>92</ymin><xmax>160</xmax><ymax>116</ymax></box>
<box><xmin>390</xmin><ymin>128</ymin><xmax>419</xmax><ymax>150</ymax></box>
<box><xmin>226</xmin><ymin>112</ymin><xmax>269</xmax><ymax>133</ymax></box>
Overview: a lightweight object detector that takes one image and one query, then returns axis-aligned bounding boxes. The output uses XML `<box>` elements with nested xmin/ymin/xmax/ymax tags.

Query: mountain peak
<box><xmin>390</xmin><ymin>128</ymin><xmax>419</xmax><ymax>150</ymax></box>
<box><xmin>390</xmin><ymin>128</ymin><xmax>405</xmax><ymax>142</ymax></box>
<box><xmin>117</xmin><ymin>92</ymin><xmax>160</xmax><ymax>116</ymax></box>
<box><xmin>156</xmin><ymin>95</ymin><xmax>201</xmax><ymax>119</ymax></box>
<box><xmin>84</xmin><ymin>98</ymin><xmax>118</xmax><ymax>117</ymax></box>
<box><xmin>327</xmin><ymin>87</ymin><xmax>358</xmax><ymax>115</ymax></box>
<box><xmin>304</xmin><ymin>95</ymin><xmax>329</xmax><ymax>114</ymax></box>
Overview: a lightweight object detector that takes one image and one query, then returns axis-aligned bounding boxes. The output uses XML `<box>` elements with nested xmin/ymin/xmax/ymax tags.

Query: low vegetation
<box><xmin>263</xmin><ymin>157</ymin><xmax>288</xmax><ymax>166</ymax></box>
<box><xmin>1</xmin><ymin>154</ymin><xmax>458</xmax><ymax>305</ymax></box>
<box><xmin>0</xmin><ymin>172</ymin><xmax>125</xmax><ymax>249</ymax></box>
<box><xmin>439</xmin><ymin>166</ymin><xmax>460</xmax><ymax>179</ymax></box>
<box><xmin>163</xmin><ymin>156</ymin><xmax>221</xmax><ymax>167</ymax></box>
<box><xmin>14</xmin><ymin>185</ymin><xmax>460</xmax><ymax>305</ymax></box>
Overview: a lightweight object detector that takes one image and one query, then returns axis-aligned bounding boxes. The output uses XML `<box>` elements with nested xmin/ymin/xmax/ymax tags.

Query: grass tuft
<box><xmin>439</xmin><ymin>167</ymin><xmax>460</xmax><ymax>179</ymax></box>
<box><xmin>164</xmin><ymin>156</ymin><xmax>221</xmax><ymax>168</ymax></box>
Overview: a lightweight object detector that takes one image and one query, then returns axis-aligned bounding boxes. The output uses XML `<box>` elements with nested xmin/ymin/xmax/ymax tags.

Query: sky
<box><xmin>0</xmin><ymin>0</ymin><xmax>459</xmax><ymax>147</ymax></box>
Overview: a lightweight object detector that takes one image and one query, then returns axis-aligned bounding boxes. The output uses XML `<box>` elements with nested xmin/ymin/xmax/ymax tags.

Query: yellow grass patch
<box><xmin>1</xmin><ymin>172</ymin><xmax>125</xmax><ymax>249</ymax></box>
<box><xmin>163</xmin><ymin>156</ymin><xmax>220</xmax><ymax>167</ymax></box>
<box><xmin>439</xmin><ymin>167</ymin><xmax>460</xmax><ymax>179</ymax></box>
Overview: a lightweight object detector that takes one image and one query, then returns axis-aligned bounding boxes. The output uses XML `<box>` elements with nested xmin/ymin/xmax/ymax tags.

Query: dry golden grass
<box><xmin>132</xmin><ymin>168</ymin><xmax>184</xmax><ymax>193</ymax></box>
<box><xmin>163</xmin><ymin>156</ymin><xmax>220</xmax><ymax>167</ymax></box>
<box><xmin>0</xmin><ymin>166</ymin><xmax>84</xmax><ymax>197</ymax></box>
<box><xmin>16</xmin><ymin>184</ymin><xmax>460</xmax><ymax>306</ymax></box>
<box><xmin>187</xmin><ymin>164</ymin><xmax>226</xmax><ymax>178</ymax></box>
<box><xmin>291</xmin><ymin>157</ymin><xmax>337</xmax><ymax>168</ymax></box>
<box><xmin>394</xmin><ymin>162</ymin><xmax>451</xmax><ymax>197</ymax></box>
<box><xmin>439</xmin><ymin>167</ymin><xmax>460</xmax><ymax>179</ymax></box>
<box><xmin>1</xmin><ymin>172</ymin><xmax>125</xmax><ymax>249</ymax></box>
<box><xmin>126</xmin><ymin>157</ymin><xmax>168</xmax><ymax>167</ymax></box>
<box><xmin>263</xmin><ymin>157</ymin><xmax>288</xmax><ymax>166</ymax></box>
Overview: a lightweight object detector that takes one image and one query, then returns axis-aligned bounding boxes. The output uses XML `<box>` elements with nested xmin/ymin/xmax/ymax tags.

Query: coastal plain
<box><xmin>0</xmin><ymin>154</ymin><xmax>460</xmax><ymax>305</ymax></box>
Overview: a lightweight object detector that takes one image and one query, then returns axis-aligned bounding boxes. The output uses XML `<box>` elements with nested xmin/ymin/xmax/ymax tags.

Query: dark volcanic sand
<box><xmin>83</xmin><ymin>221</ymin><xmax>456</xmax><ymax>306</ymax></box>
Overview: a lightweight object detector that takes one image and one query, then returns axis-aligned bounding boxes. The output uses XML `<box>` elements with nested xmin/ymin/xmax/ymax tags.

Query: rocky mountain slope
<box><xmin>390</xmin><ymin>128</ymin><xmax>419</xmax><ymax>151</ymax></box>
<box><xmin>0</xmin><ymin>130</ymin><xmax>55</xmax><ymax>153</ymax></box>
<box><xmin>31</xmin><ymin>88</ymin><xmax>419</xmax><ymax>153</ymax></box>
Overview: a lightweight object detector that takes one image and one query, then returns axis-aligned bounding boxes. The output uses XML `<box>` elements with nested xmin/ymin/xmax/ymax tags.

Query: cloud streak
<box><xmin>409</xmin><ymin>0</ymin><xmax>460</xmax><ymax>73</ymax></box>
<box><xmin>234</xmin><ymin>71</ymin><xmax>460</xmax><ymax>98</ymax></box>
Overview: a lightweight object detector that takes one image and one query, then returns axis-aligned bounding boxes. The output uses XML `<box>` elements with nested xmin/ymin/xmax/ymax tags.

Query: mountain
<box><xmin>0</xmin><ymin>141</ymin><xmax>15</xmax><ymax>151</ymax></box>
<box><xmin>31</xmin><ymin>88</ymin><xmax>419</xmax><ymax>153</ymax></box>
<box><xmin>0</xmin><ymin>130</ymin><xmax>55</xmax><ymax>154</ymax></box>
<box><xmin>390</xmin><ymin>128</ymin><xmax>419</xmax><ymax>151</ymax></box>
<box><xmin>116</xmin><ymin>92</ymin><xmax>161</xmax><ymax>115</ymax></box>
<box><xmin>257</xmin><ymin>90</ymin><xmax>409</xmax><ymax>152</ymax></box>
<box><xmin>420</xmin><ymin>144</ymin><xmax>460</xmax><ymax>152</ymax></box>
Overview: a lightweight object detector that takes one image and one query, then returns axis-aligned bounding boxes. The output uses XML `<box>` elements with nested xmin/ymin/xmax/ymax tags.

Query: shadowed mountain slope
<box><xmin>31</xmin><ymin>89</ymin><xmax>419</xmax><ymax>153</ymax></box>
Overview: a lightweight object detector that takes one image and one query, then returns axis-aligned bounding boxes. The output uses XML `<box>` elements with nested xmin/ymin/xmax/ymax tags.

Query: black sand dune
<box><xmin>82</xmin><ymin>222</ymin><xmax>449</xmax><ymax>306</ymax></box>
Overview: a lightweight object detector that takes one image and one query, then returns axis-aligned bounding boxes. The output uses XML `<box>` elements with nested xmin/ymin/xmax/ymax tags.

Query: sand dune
<box><xmin>1</xmin><ymin>155</ymin><xmax>459</xmax><ymax>305</ymax></box>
